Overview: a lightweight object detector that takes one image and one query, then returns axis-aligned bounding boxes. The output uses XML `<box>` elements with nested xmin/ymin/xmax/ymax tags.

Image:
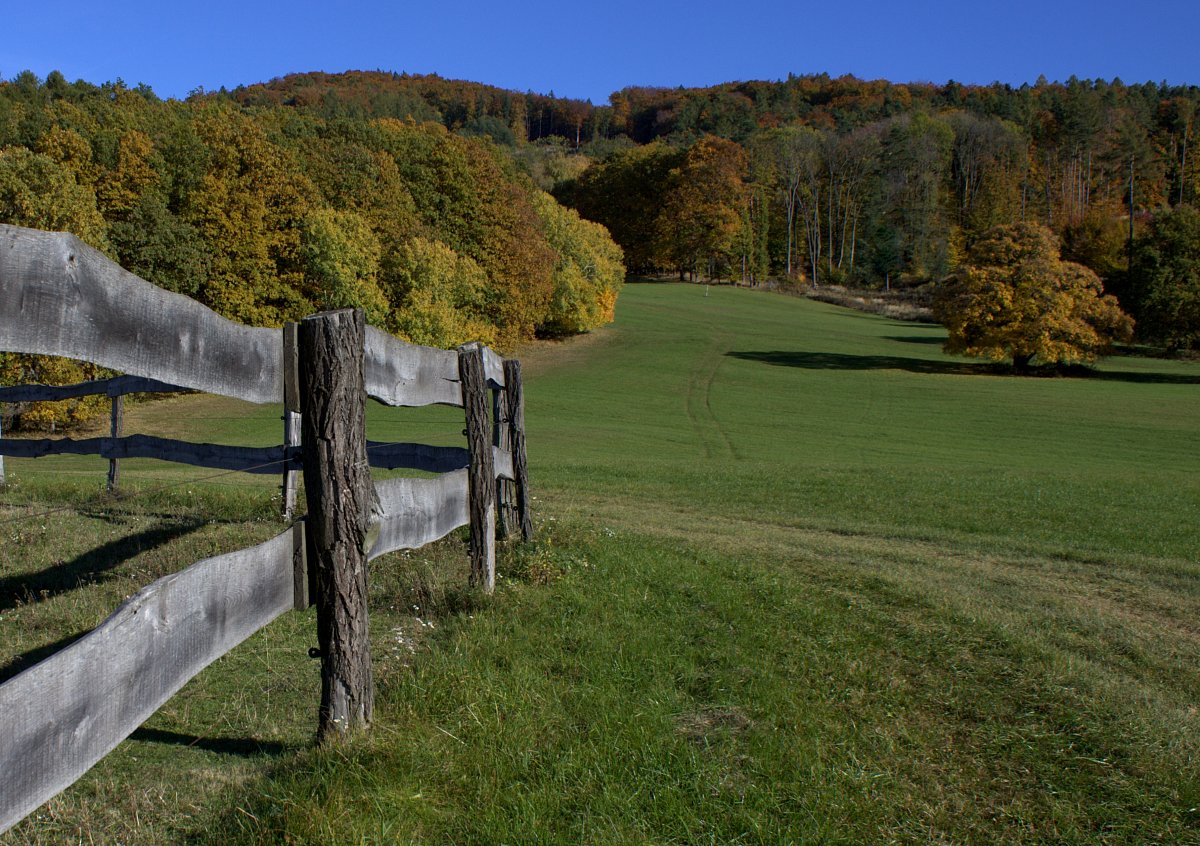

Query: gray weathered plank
<box><xmin>0</xmin><ymin>529</ymin><xmax>296</xmax><ymax>836</ymax></box>
<box><xmin>480</xmin><ymin>346</ymin><xmax>506</xmax><ymax>388</ymax></box>
<box><xmin>363</xmin><ymin>326</ymin><xmax>462</xmax><ymax>408</ymax></box>
<box><xmin>0</xmin><ymin>375</ymin><xmax>186</xmax><ymax>403</ymax></box>
<box><xmin>0</xmin><ymin>435</ymin><xmax>297</xmax><ymax>474</ymax></box>
<box><xmin>493</xmin><ymin>445</ymin><xmax>514</xmax><ymax>481</ymax></box>
<box><xmin>369</xmin><ymin>470</ymin><xmax>469</xmax><ymax>561</ymax></box>
<box><xmin>366</xmin><ymin>441</ymin><xmax>469</xmax><ymax>473</ymax></box>
<box><xmin>0</xmin><ymin>225</ymin><xmax>282</xmax><ymax>403</ymax></box>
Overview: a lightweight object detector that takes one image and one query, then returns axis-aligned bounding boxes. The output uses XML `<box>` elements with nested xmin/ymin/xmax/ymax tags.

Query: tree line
<box><xmin>0</xmin><ymin>71</ymin><xmax>624</xmax><ymax>427</ymax></box>
<box><xmin>546</xmin><ymin>74</ymin><xmax>1198</xmax><ymax>352</ymax></box>
<box><xmin>199</xmin><ymin>70</ymin><xmax>1200</xmax><ymax>354</ymax></box>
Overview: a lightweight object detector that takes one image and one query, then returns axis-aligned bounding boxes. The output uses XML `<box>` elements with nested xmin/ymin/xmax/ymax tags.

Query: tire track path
<box><xmin>685</xmin><ymin>334</ymin><xmax>739</xmax><ymax>460</ymax></box>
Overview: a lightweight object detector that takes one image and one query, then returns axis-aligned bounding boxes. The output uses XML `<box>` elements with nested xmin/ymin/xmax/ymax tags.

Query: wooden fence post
<box><xmin>493</xmin><ymin>384</ymin><xmax>513</xmax><ymax>538</ymax></box>
<box><xmin>0</xmin><ymin>407</ymin><xmax>5</xmax><ymax>486</ymax></box>
<box><xmin>503</xmin><ymin>359</ymin><xmax>534</xmax><ymax>542</ymax></box>
<box><xmin>106</xmin><ymin>394</ymin><xmax>123</xmax><ymax>492</ymax></box>
<box><xmin>458</xmin><ymin>344</ymin><xmax>495</xmax><ymax>592</ymax></box>
<box><xmin>281</xmin><ymin>322</ymin><xmax>301</xmax><ymax>521</ymax></box>
<box><xmin>298</xmin><ymin>308</ymin><xmax>374</xmax><ymax>741</ymax></box>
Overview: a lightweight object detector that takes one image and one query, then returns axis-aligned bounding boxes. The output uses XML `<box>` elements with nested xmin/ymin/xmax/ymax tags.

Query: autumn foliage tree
<box><xmin>933</xmin><ymin>223</ymin><xmax>1133</xmax><ymax>371</ymax></box>
<box><xmin>658</xmin><ymin>136</ymin><xmax>748</xmax><ymax>280</ymax></box>
<box><xmin>0</xmin><ymin>72</ymin><xmax>629</xmax><ymax>432</ymax></box>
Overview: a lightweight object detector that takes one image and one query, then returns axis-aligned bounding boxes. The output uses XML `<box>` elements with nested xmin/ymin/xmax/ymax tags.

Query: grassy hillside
<box><xmin>2</xmin><ymin>283</ymin><xmax>1198</xmax><ymax>844</ymax></box>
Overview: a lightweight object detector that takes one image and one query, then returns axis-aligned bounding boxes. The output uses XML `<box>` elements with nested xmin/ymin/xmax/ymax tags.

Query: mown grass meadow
<box><xmin>1</xmin><ymin>282</ymin><xmax>1198</xmax><ymax>844</ymax></box>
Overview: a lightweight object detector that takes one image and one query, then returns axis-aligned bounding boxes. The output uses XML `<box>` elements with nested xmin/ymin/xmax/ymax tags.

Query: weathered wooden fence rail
<box><xmin>0</xmin><ymin>526</ymin><xmax>306</xmax><ymax>835</ymax></box>
<box><xmin>0</xmin><ymin>225</ymin><xmax>533</xmax><ymax>834</ymax></box>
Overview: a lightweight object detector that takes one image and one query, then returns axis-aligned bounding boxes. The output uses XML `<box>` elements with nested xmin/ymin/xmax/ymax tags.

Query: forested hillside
<box><xmin>0</xmin><ymin>71</ymin><xmax>625</xmax><ymax>426</ymax></box>
<box><xmin>0</xmin><ymin>70</ymin><xmax>622</xmax><ymax>345</ymax></box>
<box><xmin>217</xmin><ymin>70</ymin><xmax>1199</xmax><ymax>350</ymax></box>
<box><xmin>550</xmin><ymin>76</ymin><xmax>1198</xmax><ymax>350</ymax></box>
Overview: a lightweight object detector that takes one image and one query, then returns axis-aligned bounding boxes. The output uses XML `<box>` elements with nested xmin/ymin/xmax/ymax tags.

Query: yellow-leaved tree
<box><xmin>389</xmin><ymin>237</ymin><xmax>497</xmax><ymax>349</ymax></box>
<box><xmin>300</xmin><ymin>207</ymin><xmax>390</xmax><ymax>326</ymax></box>
<box><xmin>933</xmin><ymin>223</ymin><xmax>1133</xmax><ymax>372</ymax></box>
<box><xmin>0</xmin><ymin>146</ymin><xmax>112</xmax><ymax>430</ymax></box>
<box><xmin>531</xmin><ymin>191</ymin><xmax>625</xmax><ymax>336</ymax></box>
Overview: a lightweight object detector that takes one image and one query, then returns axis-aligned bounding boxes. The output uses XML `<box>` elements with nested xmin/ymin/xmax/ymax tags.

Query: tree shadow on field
<box><xmin>727</xmin><ymin>350</ymin><xmax>1004</xmax><ymax>376</ymax></box>
<box><xmin>727</xmin><ymin>350</ymin><xmax>1200</xmax><ymax>384</ymax></box>
<box><xmin>883</xmin><ymin>335</ymin><xmax>946</xmax><ymax>346</ymax></box>
<box><xmin>0</xmin><ymin>519</ymin><xmax>205</xmax><ymax>612</ymax></box>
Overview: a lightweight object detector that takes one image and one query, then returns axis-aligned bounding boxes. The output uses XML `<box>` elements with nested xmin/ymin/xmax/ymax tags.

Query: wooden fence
<box><xmin>0</xmin><ymin>224</ymin><xmax>532</xmax><ymax>834</ymax></box>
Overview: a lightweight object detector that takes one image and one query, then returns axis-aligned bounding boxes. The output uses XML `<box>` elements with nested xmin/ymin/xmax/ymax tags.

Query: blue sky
<box><xmin>3</xmin><ymin>1</ymin><xmax>1197</xmax><ymax>103</ymax></box>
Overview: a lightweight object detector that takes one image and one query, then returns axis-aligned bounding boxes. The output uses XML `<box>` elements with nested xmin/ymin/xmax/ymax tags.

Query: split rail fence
<box><xmin>0</xmin><ymin>224</ymin><xmax>532</xmax><ymax>834</ymax></box>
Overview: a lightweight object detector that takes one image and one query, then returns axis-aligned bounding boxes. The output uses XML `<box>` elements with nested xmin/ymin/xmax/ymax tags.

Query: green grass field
<box><xmin>2</xmin><ymin>282</ymin><xmax>1198</xmax><ymax>844</ymax></box>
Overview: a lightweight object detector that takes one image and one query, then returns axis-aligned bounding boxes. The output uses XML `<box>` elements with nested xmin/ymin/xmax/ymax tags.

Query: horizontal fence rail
<box><xmin>0</xmin><ymin>437</ymin><xmax>490</xmax><ymax>476</ymax></box>
<box><xmin>0</xmin><ymin>226</ymin><xmax>283</xmax><ymax>404</ymax></box>
<box><xmin>0</xmin><ymin>526</ymin><xmax>304</xmax><ymax>835</ymax></box>
<box><xmin>369</xmin><ymin>470</ymin><xmax>469</xmax><ymax>560</ymax></box>
<box><xmin>364</xmin><ymin>326</ymin><xmax>464</xmax><ymax>407</ymax></box>
<box><xmin>367</xmin><ymin>446</ymin><xmax>515</xmax><ymax>561</ymax></box>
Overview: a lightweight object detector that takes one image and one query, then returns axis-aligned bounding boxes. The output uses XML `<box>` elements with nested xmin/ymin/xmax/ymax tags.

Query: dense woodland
<box><xmin>1</xmin><ymin>68</ymin><xmax>1199</xmax><ymax>424</ymax></box>
<box><xmin>0</xmin><ymin>70</ymin><xmax>626</xmax><ymax>425</ymax></box>
<box><xmin>228</xmin><ymin>70</ymin><xmax>1199</xmax><ymax>349</ymax></box>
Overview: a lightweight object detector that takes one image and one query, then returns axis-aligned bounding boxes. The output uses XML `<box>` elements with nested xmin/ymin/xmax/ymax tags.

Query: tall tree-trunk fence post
<box><xmin>106</xmin><ymin>393</ymin><xmax>123</xmax><ymax>492</ymax></box>
<box><xmin>0</xmin><ymin>408</ymin><xmax>5</xmax><ymax>486</ymax></box>
<box><xmin>493</xmin><ymin>379</ymin><xmax>513</xmax><ymax>538</ymax></box>
<box><xmin>281</xmin><ymin>321</ymin><xmax>301</xmax><ymax>521</ymax></box>
<box><xmin>298</xmin><ymin>308</ymin><xmax>374</xmax><ymax>741</ymax></box>
<box><xmin>503</xmin><ymin>359</ymin><xmax>534</xmax><ymax>542</ymax></box>
<box><xmin>458</xmin><ymin>343</ymin><xmax>495</xmax><ymax>592</ymax></box>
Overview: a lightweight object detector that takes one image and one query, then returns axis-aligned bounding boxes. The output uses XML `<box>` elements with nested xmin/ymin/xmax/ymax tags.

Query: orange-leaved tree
<box><xmin>933</xmin><ymin>223</ymin><xmax>1133</xmax><ymax>372</ymax></box>
<box><xmin>657</xmin><ymin>136</ymin><xmax>748</xmax><ymax>281</ymax></box>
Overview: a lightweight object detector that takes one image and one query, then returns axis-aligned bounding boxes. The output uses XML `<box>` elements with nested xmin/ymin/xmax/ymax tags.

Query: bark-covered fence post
<box><xmin>458</xmin><ymin>343</ymin><xmax>495</xmax><ymax>592</ymax></box>
<box><xmin>281</xmin><ymin>321</ymin><xmax>301</xmax><ymax>521</ymax></box>
<box><xmin>503</xmin><ymin>359</ymin><xmax>534</xmax><ymax>542</ymax></box>
<box><xmin>106</xmin><ymin>392</ymin><xmax>123</xmax><ymax>492</ymax></box>
<box><xmin>0</xmin><ymin>408</ymin><xmax>5</xmax><ymax>486</ymax></box>
<box><xmin>493</xmin><ymin>381</ymin><xmax>513</xmax><ymax>538</ymax></box>
<box><xmin>298</xmin><ymin>308</ymin><xmax>374</xmax><ymax>740</ymax></box>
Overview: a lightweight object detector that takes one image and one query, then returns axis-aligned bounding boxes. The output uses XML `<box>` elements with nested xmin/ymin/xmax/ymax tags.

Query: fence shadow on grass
<box><xmin>129</xmin><ymin>727</ymin><xmax>288</xmax><ymax>758</ymax></box>
<box><xmin>727</xmin><ymin>350</ymin><xmax>1200</xmax><ymax>385</ymax></box>
<box><xmin>0</xmin><ymin>519</ymin><xmax>205</xmax><ymax>612</ymax></box>
<box><xmin>0</xmin><ymin>631</ymin><xmax>88</xmax><ymax>685</ymax></box>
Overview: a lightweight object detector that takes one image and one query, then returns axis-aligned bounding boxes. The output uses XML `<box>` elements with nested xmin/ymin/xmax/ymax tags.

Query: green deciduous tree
<box><xmin>531</xmin><ymin>191</ymin><xmax>625</xmax><ymax>336</ymax></box>
<box><xmin>934</xmin><ymin>223</ymin><xmax>1133</xmax><ymax>371</ymax></box>
<box><xmin>554</xmin><ymin>141</ymin><xmax>682</xmax><ymax>274</ymax></box>
<box><xmin>300</xmin><ymin>207</ymin><xmax>390</xmax><ymax>325</ymax></box>
<box><xmin>389</xmin><ymin>236</ymin><xmax>496</xmax><ymax>348</ymax></box>
<box><xmin>0</xmin><ymin>146</ymin><xmax>109</xmax><ymax>250</ymax></box>
<box><xmin>1127</xmin><ymin>204</ymin><xmax>1200</xmax><ymax>350</ymax></box>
